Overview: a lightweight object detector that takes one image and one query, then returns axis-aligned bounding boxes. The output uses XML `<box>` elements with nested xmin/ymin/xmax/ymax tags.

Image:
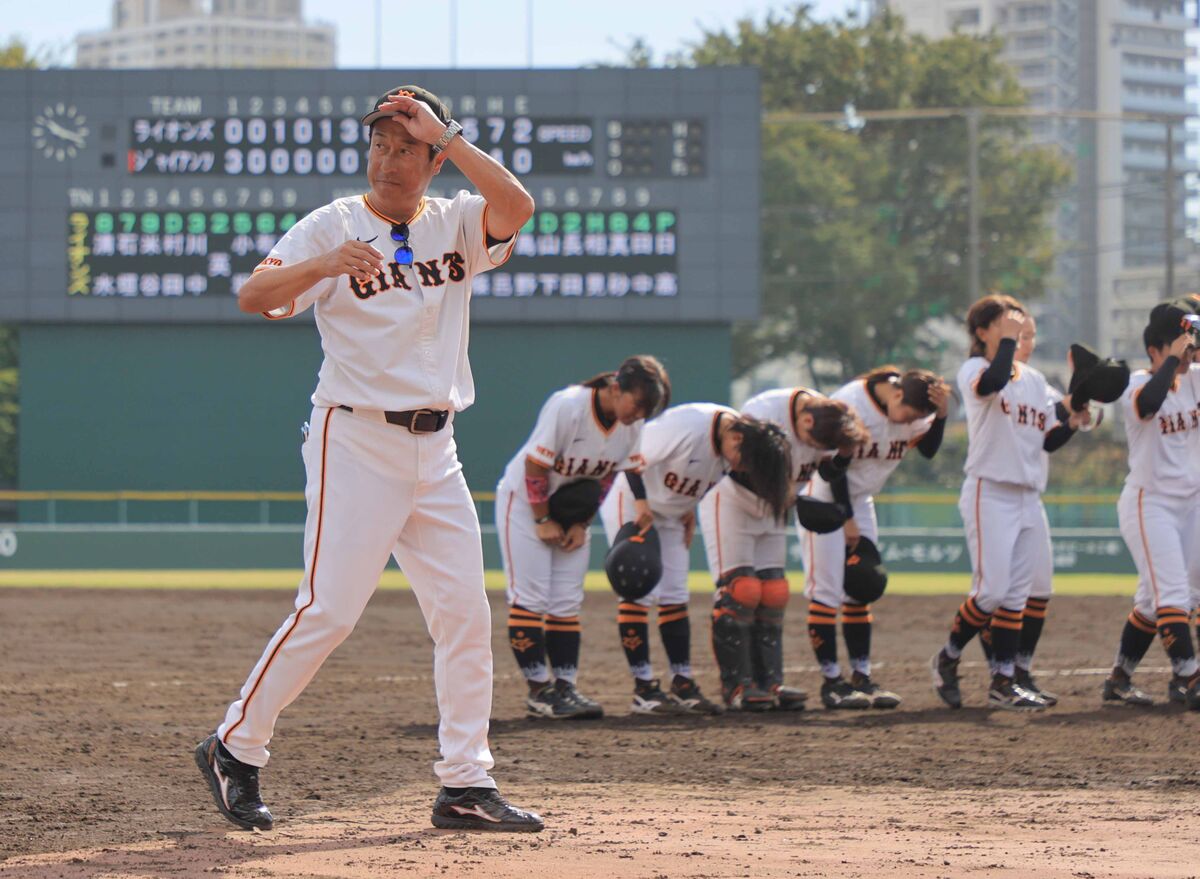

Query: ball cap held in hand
<box><xmin>361</xmin><ymin>84</ymin><xmax>452</xmax><ymax>128</ymax></box>
<box><xmin>1067</xmin><ymin>342</ymin><xmax>1130</xmax><ymax>410</ymax></box>
<box><xmin>1147</xmin><ymin>299</ymin><xmax>1200</xmax><ymax>347</ymax></box>
<box><xmin>604</xmin><ymin>522</ymin><xmax>662</xmax><ymax>602</ymax></box>
<box><xmin>843</xmin><ymin>536</ymin><xmax>888</xmax><ymax>605</ymax></box>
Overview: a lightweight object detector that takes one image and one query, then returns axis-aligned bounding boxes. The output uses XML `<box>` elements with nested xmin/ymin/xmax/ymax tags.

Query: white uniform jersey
<box><xmin>499</xmin><ymin>385</ymin><xmax>645</xmax><ymax>497</ymax></box>
<box><xmin>255</xmin><ymin>191</ymin><xmax>515</xmax><ymax>412</ymax></box>
<box><xmin>1122</xmin><ymin>364</ymin><xmax>1200</xmax><ymax>498</ymax></box>
<box><xmin>824</xmin><ymin>379</ymin><xmax>935</xmax><ymax>499</ymax></box>
<box><xmin>637</xmin><ymin>403</ymin><xmax>737</xmax><ymax>520</ymax></box>
<box><xmin>742</xmin><ymin>388</ymin><xmax>829</xmax><ymax>495</ymax></box>
<box><xmin>957</xmin><ymin>357</ymin><xmax>1056</xmax><ymax>491</ymax></box>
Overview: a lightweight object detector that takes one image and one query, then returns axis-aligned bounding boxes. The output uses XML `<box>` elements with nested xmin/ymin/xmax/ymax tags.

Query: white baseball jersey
<box><xmin>635</xmin><ymin>402</ymin><xmax>737</xmax><ymax>520</ymax></box>
<box><xmin>1121</xmin><ymin>364</ymin><xmax>1200</xmax><ymax>498</ymax></box>
<box><xmin>818</xmin><ymin>379</ymin><xmax>935</xmax><ymax>500</ymax></box>
<box><xmin>499</xmin><ymin>385</ymin><xmax>645</xmax><ymax>498</ymax></box>
<box><xmin>741</xmin><ymin>388</ymin><xmax>828</xmax><ymax>495</ymax></box>
<box><xmin>255</xmin><ymin>191</ymin><xmax>515</xmax><ymax>411</ymax></box>
<box><xmin>957</xmin><ymin>357</ymin><xmax>1056</xmax><ymax>491</ymax></box>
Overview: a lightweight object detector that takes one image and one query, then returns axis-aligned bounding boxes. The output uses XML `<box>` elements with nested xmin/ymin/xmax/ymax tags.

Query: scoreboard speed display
<box><xmin>2</xmin><ymin>68</ymin><xmax>760</xmax><ymax>324</ymax></box>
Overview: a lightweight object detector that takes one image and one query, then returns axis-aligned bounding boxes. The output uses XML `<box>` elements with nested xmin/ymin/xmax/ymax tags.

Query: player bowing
<box><xmin>800</xmin><ymin>366</ymin><xmax>949</xmax><ymax>709</ymax></box>
<box><xmin>599</xmin><ymin>404</ymin><xmax>792</xmax><ymax>715</ymax></box>
<box><xmin>699</xmin><ymin>387</ymin><xmax>869</xmax><ymax>711</ymax></box>
<box><xmin>496</xmin><ymin>355</ymin><xmax>669</xmax><ymax>720</ymax></box>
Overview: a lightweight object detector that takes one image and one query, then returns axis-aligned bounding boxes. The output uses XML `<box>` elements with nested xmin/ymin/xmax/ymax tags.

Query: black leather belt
<box><xmin>338</xmin><ymin>405</ymin><xmax>449</xmax><ymax>434</ymax></box>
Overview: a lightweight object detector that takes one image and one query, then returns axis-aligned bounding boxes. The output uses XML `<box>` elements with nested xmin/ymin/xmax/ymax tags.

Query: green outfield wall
<box><xmin>19</xmin><ymin>323</ymin><xmax>731</xmax><ymax>498</ymax></box>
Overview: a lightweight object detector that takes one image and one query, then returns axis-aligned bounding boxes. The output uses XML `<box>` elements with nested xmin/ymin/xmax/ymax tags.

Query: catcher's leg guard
<box><xmin>751</xmin><ymin>570</ymin><xmax>789</xmax><ymax>692</ymax></box>
<box><xmin>711</xmin><ymin>569</ymin><xmax>766</xmax><ymax>707</ymax></box>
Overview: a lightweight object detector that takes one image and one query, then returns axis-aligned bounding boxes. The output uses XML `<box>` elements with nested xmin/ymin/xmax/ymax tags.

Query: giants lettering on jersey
<box><xmin>663</xmin><ymin>471</ymin><xmax>716</xmax><ymax>499</ymax></box>
<box><xmin>349</xmin><ymin>252</ymin><xmax>467</xmax><ymax>299</ymax></box>
<box><xmin>1159</xmin><ymin>405</ymin><xmax>1200</xmax><ymax>436</ymax></box>
<box><xmin>999</xmin><ymin>398</ymin><xmax>1048</xmax><ymax>432</ymax></box>
<box><xmin>555</xmin><ymin>456</ymin><xmax>619</xmax><ymax>479</ymax></box>
<box><xmin>856</xmin><ymin>439</ymin><xmax>908</xmax><ymax>462</ymax></box>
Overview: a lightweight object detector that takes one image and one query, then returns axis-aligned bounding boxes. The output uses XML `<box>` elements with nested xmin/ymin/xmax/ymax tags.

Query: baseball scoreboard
<box><xmin>2</xmin><ymin>68</ymin><xmax>760</xmax><ymax>324</ymax></box>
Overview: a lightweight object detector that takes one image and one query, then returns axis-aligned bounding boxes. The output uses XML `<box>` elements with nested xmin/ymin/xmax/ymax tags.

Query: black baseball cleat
<box><xmin>194</xmin><ymin>734</ymin><xmax>274</xmax><ymax>831</ymax></box>
<box><xmin>987</xmin><ymin>674</ymin><xmax>1047</xmax><ymax>711</ymax></box>
<box><xmin>724</xmin><ymin>683</ymin><xmax>775</xmax><ymax>712</ymax></box>
<box><xmin>1015</xmin><ymin>668</ymin><xmax>1058</xmax><ymax>706</ymax></box>
<box><xmin>1186</xmin><ymin>675</ymin><xmax>1200</xmax><ymax>711</ymax></box>
<box><xmin>668</xmin><ymin>675</ymin><xmax>724</xmax><ymax>715</ymax></box>
<box><xmin>930</xmin><ymin>650</ymin><xmax>963</xmax><ymax>709</ymax></box>
<box><xmin>1168</xmin><ymin>675</ymin><xmax>1188</xmax><ymax>705</ymax></box>
<box><xmin>525</xmin><ymin>682</ymin><xmax>585</xmax><ymax>719</ymax></box>
<box><xmin>431</xmin><ymin>787</ymin><xmax>544</xmax><ymax>832</ymax></box>
<box><xmin>1101</xmin><ymin>675</ymin><xmax>1153</xmax><ymax>707</ymax></box>
<box><xmin>631</xmin><ymin>678</ymin><xmax>685</xmax><ymax>715</ymax></box>
<box><xmin>554</xmin><ymin>679</ymin><xmax>604</xmax><ymax>719</ymax></box>
<box><xmin>850</xmin><ymin>673</ymin><xmax>901</xmax><ymax>709</ymax></box>
<box><xmin>769</xmin><ymin>684</ymin><xmax>808</xmax><ymax>711</ymax></box>
<box><xmin>819</xmin><ymin>677</ymin><xmax>871</xmax><ymax>709</ymax></box>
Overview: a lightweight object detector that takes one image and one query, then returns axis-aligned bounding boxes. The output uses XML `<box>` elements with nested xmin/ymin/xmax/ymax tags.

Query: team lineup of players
<box><xmin>497</xmin><ymin>292</ymin><xmax>1200</xmax><ymax>716</ymax></box>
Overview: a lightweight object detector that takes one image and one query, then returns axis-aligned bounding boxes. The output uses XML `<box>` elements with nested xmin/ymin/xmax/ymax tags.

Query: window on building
<box><xmin>948</xmin><ymin>7</ymin><xmax>981</xmax><ymax>28</ymax></box>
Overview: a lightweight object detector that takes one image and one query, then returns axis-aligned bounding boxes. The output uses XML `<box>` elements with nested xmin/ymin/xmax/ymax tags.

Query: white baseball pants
<box><xmin>959</xmin><ymin>476</ymin><xmax>1051</xmax><ymax>614</ymax></box>
<box><xmin>598</xmin><ymin>474</ymin><xmax>691</xmax><ymax>607</ymax></box>
<box><xmin>1118</xmin><ymin>485</ymin><xmax>1200</xmax><ymax>619</ymax></box>
<box><xmin>218</xmin><ymin>405</ymin><xmax>496</xmax><ymax>790</ymax></box>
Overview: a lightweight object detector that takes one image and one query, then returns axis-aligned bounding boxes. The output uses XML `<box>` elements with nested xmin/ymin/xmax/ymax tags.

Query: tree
<box><xmin>686</xmin><ymin>7</ymin><xmax>1071</xmax><ymax>384</ymax></box>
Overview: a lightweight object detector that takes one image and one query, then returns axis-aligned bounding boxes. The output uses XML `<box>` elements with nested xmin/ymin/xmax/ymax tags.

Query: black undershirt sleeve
<box><xmin>625</xmin><ymin>470</ymin><xmax>647</xmax><ymax>500</ymax></box>
<box><xmin>975</xmin><ymin>338</ymin><xmax>1018</xmax><ymax>396</ymax></box>
<box><xmin>827</xmin><ymin>471</ymin><xmax>853</xmax><ymax>520</ymax></box>
<box><xmin>915</xmin><ymin>416</ymin><xmax>946</xmax><ymax>459</ymax></box>
<box><xmin>1135</xmin><ymin>357</ymin><xmax>1180</xmax><ymax>420</ymax></box>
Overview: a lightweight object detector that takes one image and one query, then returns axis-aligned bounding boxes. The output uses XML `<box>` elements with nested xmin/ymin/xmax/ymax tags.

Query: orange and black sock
<box><xmin>545</xmin><ymin>614</ymin><xmax>583</xmax><ymax>684</ymax></box>
<box><xmin>1157</xmin><ymin>606</ymin><xmax>1198</xmax><ymax>678</ymax></box>
<box><xmin>1115</xmin><ymin>609</ymin><xmax>1156</xmax><ymax>676</ymax></box>
<box><xmin>657</xmin><ymin>603</ymin><xmax>692</xmax><ymax>679</ymax></box>
<box><xmin>945</xmin><ymin>596</ymin><xmax>991</xmax><ymax>658</ymax></box>
<box><xmin>841</xmin><ymin>602</ymin><xmax>873</xmax><ymax>678</ymax></box>
<box><xmin>617</xmin><ymin>602</ymin><xmax>651</xmax><ymax>680</ymax></box>
<box><xmin>1016</xmin><ymin>597</ymin><xmax>1050</xmax><ymax>671</ymax></box>
<box><xmin>508</xmin><ymin>605</ymin><xmax>548</xmax><ymax>684</ymax></box>
<box><xmin>808</xmin><ymin>600</ymin><xmax>839</xmax><ymax>679</ymax></box>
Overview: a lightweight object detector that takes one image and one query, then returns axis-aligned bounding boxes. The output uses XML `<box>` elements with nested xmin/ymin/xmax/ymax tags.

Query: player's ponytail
<box><xmin>966</xmin><ymin>294</ymin><xmax>1026</xmax><ymax>357</ymax></box>
<box><xmin>580</xmin><ymin>355</ymin><xmax>672</xmax><ymax>419</ymax></box>
<box><xmin>805</xmin><ymin>398</ymin><xmax>870</xmax><ymax>451</ymax></box>
<box><xmin>730</xmin><ymin>416</ymin><xmax>793</xmax><ymax>524</ymax></box>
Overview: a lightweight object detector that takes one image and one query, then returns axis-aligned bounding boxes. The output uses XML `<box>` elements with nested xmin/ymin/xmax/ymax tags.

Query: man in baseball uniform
<box><xmin>194</xmin><ymin>85</ymin><xmax>544</xmax><ymax>832</ymax></box>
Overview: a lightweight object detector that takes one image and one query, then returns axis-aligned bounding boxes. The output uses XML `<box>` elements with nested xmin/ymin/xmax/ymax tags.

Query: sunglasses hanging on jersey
<box><xmin>391</xmin><ymin>223</ymin><xmax>414</xmax><ymax>267</ymax></box>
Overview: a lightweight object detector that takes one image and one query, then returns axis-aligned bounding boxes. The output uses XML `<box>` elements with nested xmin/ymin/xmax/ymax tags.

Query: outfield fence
<box><xmin>0</xmin><ymin>489</ymin><xmax>1133</xmax><ymax>575</ymax></box>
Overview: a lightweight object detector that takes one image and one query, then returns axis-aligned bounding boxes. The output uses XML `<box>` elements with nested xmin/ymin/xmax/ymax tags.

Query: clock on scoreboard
<box><xmin>2</xmin><ymin>68</ymin><xmax>759</xmax><ymax>324</ymax></box>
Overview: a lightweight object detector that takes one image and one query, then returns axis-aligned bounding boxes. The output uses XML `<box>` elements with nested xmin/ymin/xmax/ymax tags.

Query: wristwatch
<box><xmin>432</xmin><ymin>120</ymin><xmax>463</xmax><ymax>154</ymax></box>
<box><xmin>534</xmin><ymin>514</ymin><xmax>552</xmax><ymax>525</ymax></box>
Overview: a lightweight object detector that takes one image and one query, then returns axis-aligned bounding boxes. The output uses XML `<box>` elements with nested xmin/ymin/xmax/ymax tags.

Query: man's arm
<box><xmin>238</xmin><ymin>241</ymin><xmax>384</xmax><ymax>315</ymax></box>
<box><xmin>442</xmin><ymin>136</ymin><xmax>535</xmax><ymax>241</ymax></box>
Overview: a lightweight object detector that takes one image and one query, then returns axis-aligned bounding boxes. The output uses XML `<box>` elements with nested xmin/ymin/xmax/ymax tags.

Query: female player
<box><xmin>699</xmin><ymin>387</ymin><xmax>869</xmax><ymax>711</ymax></box>
<box><xmin>1101</xmin><ymin>301</ymin><xmax>1200</xmax><ymax>708</ymax></box>
<box><xmin>930</xmin><ymin>295</ymin><xmax>1089</xmax><ymax>711</ymax></box>
<box><xmin>496</xmin><ymin>355</ymin><xmax>669</xmax><ymax>720</ymax></box>
<box><xmin>599</xmin><ymin>404</ymin><xmax>793</xmax><ymax>715</ymax></box>
<box><xmin>800</xmin><ymin>367</ymin><xmax>950</xmax><ymax>710</ymax></box>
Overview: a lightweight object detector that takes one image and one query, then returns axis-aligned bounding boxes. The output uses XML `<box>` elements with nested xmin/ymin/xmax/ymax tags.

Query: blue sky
<box><xmin>7</xmin><ymin>0</ymin><xmax>860</xmax><ymax>68</ymax></box>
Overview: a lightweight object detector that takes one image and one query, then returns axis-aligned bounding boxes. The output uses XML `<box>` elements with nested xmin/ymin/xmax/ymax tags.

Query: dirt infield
<box><xmin>2</xmin><ymin>587</ymin><xmax>1198</xmax><ymax>878</ymax></box>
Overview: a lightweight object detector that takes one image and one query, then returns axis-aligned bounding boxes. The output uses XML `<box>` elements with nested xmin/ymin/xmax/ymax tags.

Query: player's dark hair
<box><xmin>803</xmin><ymin>397</ymin><xmax>870</xmax><ymax>451</ymax></box>
<box><xmin>898</xmin><ymin>369</ymin><xmax>940</xmax><ymax>415</ymax></box>
<box><xmin>966</xmin><ymin>294</ymin><xmax>1026</xmax><ymax>357</ymax></box>
<box><xmin>581</xmin><ymin>355</ymin><xmax>671</xmax><ymax>419</ymax></box>
<box><xmin>729</xmin><ymin>416</ymin><xmax>793</xmax><ymax>524</ymax></box>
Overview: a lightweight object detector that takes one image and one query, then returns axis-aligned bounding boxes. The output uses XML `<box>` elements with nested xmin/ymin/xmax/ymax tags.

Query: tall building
<box><xmin>874</xmin><ymin>0</ymin><xmax>1195</xmax><ymax>361</ymax></box>
<box><xmin>76</xmin><ymin>0</ymin><xmax>335</xmax><ymax>69</ymax></box>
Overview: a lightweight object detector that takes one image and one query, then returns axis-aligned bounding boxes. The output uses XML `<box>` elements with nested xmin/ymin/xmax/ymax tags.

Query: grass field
<box><xmin>0</xmin><ymin>569</ymin><xmax>1137</xmax><ymax>595</ymax></box>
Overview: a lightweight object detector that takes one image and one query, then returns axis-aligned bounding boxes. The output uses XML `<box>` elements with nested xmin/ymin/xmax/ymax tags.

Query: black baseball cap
<box><xmin>361</xmin><ymin>84</ymin><xmax>451</xmax><ymax>127</ymax></box>
<box><xmin>1145</xmin><ymin>299</ymin><xmax>1200</xmax><ymax>348</ymax></box>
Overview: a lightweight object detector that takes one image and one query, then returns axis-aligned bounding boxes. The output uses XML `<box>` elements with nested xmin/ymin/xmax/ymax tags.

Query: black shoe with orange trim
<box><xmin>631</xmin><ymin>678</ymin><xmax>684</xmax><ymax>715</ymax></box>
<box><xmin>724</xmin><ymin>683</ymin><xmax>775</xmax><ymax>712</ymax></box>
<box><xmin>770</xmin><ymin>684</ymin><xmax>808</xmax><ymax>711</ymax></box>
<box><xmin>194</xmin><ymin>734</ymin><xmax>274</xmax><ymax>831</ymax></box>
<box><xmin>431</xmin><ymin>787</ymin><xmax>544</xmax><ymax>832</ymax></box>
<box><xmin>850</xmin><ymin>673</ymin><xmax>901</xmax><ymax>709</ymax></box>
<box><xmin>820</xmin><ymin>677</ymin><xmax>871</xmax><ymax>709</ymax></box>
<box><xmin>1015</xmin><ymin>668</ymin><xmax>1058</xmax><ymax>706</ymax></box>
<box><xmin>668</xmin><ymin>675</ymin><xmax>724</xmax><ymax>715</ymax></box>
